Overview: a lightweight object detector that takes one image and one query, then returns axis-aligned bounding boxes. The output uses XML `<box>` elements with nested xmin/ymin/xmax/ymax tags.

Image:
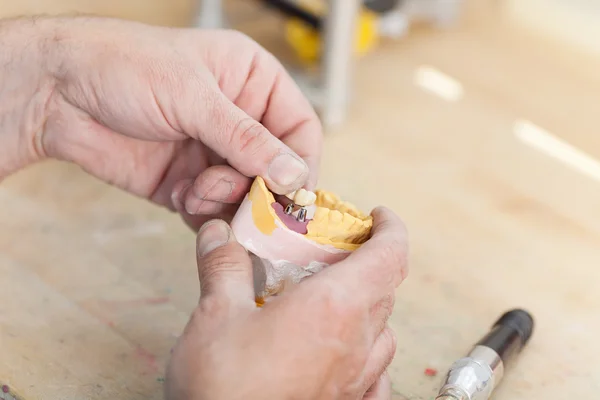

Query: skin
<box><xmin>2</xmin><ymin>16</ymin><xmax>321</xmax><ymax>229</ymax></box>
<box><xmin>168</xmin><ymin>209</ymin><xmax>408</xmax><ymax>400</ymax></box>
<box><xmin>0</xmin><ymin>16</ymin><xmax>409</xmax><ymax>400</ymax></box>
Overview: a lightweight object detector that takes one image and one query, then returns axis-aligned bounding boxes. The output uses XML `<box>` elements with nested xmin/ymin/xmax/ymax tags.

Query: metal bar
<box><xmin>194</xmin><ymin>0</ymin><xmax>225</xmax><ymax>29</ymax></box>
<box><xmin>321</xmin><ymin>0</ymin><xmax>361</xmax><ymax>127</ymax></box>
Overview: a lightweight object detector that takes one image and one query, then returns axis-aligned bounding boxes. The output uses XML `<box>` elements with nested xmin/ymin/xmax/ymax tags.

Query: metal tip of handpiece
<box><xmin>435</xmin><ymin>389</ymin><xmax>466</xmax><ymax>400</ymax></box>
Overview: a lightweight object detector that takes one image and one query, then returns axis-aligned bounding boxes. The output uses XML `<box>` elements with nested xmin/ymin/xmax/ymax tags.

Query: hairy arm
<box><xmin>0</xmin><ymin>17</ymin><xmax>58</xmax><ymax>179</ymax></box>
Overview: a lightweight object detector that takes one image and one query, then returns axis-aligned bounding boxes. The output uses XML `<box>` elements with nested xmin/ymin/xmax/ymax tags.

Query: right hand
<box><xmin>0</xmin><ymin>17</ymin><xmax>322</xmax><ymax>229</ymax></box>
<box><xmin>165</xmin><ymin>207</ymin><xmax>409</xmax><ymax>400</ymax></box>
<box><xmin>41</xmin><ymin>18</ymin><xmax>323</xmax><ymax>230</ymax></box>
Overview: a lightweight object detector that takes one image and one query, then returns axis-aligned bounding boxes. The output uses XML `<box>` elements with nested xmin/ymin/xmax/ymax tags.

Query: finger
<box><xmin>326</xmin><ymin>207</ymin><xmax>409</xmax><ymax>307</ymax></box>
<box><xmin>172</xmin><ymin>180</ymin><xmax>239</xmax><ymax>231</ymax></box>
<box><xmin>231</xmin><ymin>50</ymin><xmax>323</xmax><ymax>190</ymax></box>
<box><xmin>196</xmin><ymin>219</ymin><xmax>255</xmax><ymax>310</ymax></box>
<box><xmin>260</xmin><ymin>66</ymin><xmax>322</xmax><ymax>190</ymax></box>
<box><xmin>179</xmin><ymin>165</ymin><xmax>251</xmax><ymax>215</ymax></box>
<box><xmin>363</xmin><ymin>371</ymin><xmax>392</xmax><ymax>400</ymax></box>
<box><xmin>370</xmin><ymin>293</ymin><xmax>395</xmax><ymax>340</ymax></box>
<box><xmin>188</xmin><ymin>87</ymin><xmax>310</xmax><ymax>195</ymax></box>
<box><xmin>361</xmin><ymin>327</ymin><xmax>397</xmax><ymax>395</ymax></box>
<box><xmin>186</xmin><ymin>200</ymin><xmax>238</xmax><ymax>217</ymax></box>
<box><xmin>181</xmin><ymin>210</ymin><xmax>237</xmax><ymax>233</ymax></box>
<box><xmin>171</xmin><ymin>178</ymin><xmax>194</xmax><ymax>213</ymax></box>
<box><xmin>149</xmin><ymin>140</ymin><xmax>208</xmax><ymax>210</ymax></box>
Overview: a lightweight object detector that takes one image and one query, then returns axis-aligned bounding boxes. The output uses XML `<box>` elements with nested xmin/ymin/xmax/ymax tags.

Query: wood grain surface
<box><xmin>1</xmin><ymin>1</ymin><xmax>599</xmax><ymax>399</ymax></box>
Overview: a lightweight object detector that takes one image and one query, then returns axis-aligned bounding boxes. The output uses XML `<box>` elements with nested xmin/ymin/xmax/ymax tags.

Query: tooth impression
<box><xmin>330</xmin><ymin>210</ymin><xmax>343</xmax><ymax>223</ymax></box>
<box><xmin>294</xmin><ymin>189</ymin><xmax>317</xmax><ymax>206</ymax></box>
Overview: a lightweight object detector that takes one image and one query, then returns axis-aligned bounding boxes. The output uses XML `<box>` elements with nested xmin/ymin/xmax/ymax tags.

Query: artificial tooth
<box><xmin>304</xmin><ymin>204</ymin><xmax>316</xmax><ymax>220</ymax></box>
<box><xmin>285</xmin><ymin>190</ymin><xmax>297</xmax><ymax>200</ymax></box>
<box><xmin>294</xmin><ymin>188</ymin><xmax>317</xmax><ymax>206</ymax></box>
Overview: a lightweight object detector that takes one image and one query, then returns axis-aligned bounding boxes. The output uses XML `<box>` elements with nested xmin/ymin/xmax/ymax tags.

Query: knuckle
<box><xmin>377</xmin><ymin>293</ymin><xmax>395</xmax><ymax>320</ymax></box>
<box><xmin>384</xmin><ymin>293</ymin><xmax>396</xmax><ymax>316</ymax></box>
<box><xmin>381</xmin><ymin>292</ymin><xmax>395</xmax><ymax>308</ymax></box>
<box><xmin>381</xmin><ymin>327</ymin><xmax>397</xmax><ymax>362</ymax></box>
<box><xmin>371</xmin><ymin>296</ymin><xmax>394</xmax><ymax>337</ymax></box>
<box><xmin>201</xmin><ymin>247</ymin><xmax>247</xmax><ymax>280</ymax></box>
<box><xmin>228</xmin><ymin>117</ymin><xmax>273</xmax><ymax>157</ymax></box>
<box><xmin>387</xmin><ymin>293</ymin><xmax>396</xmax><ymax>310</ymax></box>
<box><xmin>198</xmin><ymin>249</ymin><xmax>248</xmax><ymax>293</ymax></box>
<box><xmin>374</xmin><ymin>241</ymin><xmax>406</xmax><ymax>275</ymax></box>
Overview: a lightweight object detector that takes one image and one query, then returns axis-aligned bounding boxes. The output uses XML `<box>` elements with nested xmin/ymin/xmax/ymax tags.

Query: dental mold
<box><xmin>230</xmin><ymin>177</ymin><xmax>372</xmax><ymax>305</ymax></box>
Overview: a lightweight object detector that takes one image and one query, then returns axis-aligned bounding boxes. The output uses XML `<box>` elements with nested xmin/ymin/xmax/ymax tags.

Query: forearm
<box><xmin>0</xmin><ymin>17</ymin><xmax>58</xmax><ymax>180</ymax></box>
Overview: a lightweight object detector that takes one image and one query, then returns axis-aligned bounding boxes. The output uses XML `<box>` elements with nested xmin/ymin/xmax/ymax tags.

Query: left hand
<box><xmin>166</xmin><ymin>207</ymin><xmax>408</xmax><ymax>400</ymax></box>
<box><xmin>1</xmin><ymin>16</ymin><xmax>323</xmax><ymax>230</ymax></box>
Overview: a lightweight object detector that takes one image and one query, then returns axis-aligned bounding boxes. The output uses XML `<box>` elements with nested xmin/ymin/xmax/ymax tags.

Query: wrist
<box><xmin>0</xmin><ymin>17</ymin><xmax>61</xmax><ymax>180</ymax></box>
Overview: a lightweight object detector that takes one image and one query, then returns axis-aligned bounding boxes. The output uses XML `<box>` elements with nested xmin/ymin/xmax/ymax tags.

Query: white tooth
<box><xmin>285</xmin><ymin>190</ymin><xmax>297</xmax><ymax>200</ymax></box>
<box><xmin>306</xmin><ymin>191</ymin><xmax>317</xmax><ymax>205</ymax></box>
<box><xmin>293</xmin><ymin>189</ymin><xmax>307</xmax><ymax>205</ymax></box>
<box><xmin>304</xmin><ymin>204</ymin><xmax>316</xmax><ymax>220</ymax></box>
<box><xmin>294</xmin><ymin>189</ymin><xmax>316</xmax><ymax>206</ymax></box>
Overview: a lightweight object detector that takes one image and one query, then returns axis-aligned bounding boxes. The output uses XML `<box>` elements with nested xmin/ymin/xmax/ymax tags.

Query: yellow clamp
<box><xmin>284</xmin><ymin>6</ymin><xmax>379</xmax><ymax>65</ymax></box>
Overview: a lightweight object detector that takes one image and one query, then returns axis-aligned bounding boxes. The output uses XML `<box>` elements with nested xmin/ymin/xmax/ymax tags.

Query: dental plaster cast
<box><xmin>230</xmin><ymin>176</ymin><xmax>373</xmax><ymax>306</ymax></box>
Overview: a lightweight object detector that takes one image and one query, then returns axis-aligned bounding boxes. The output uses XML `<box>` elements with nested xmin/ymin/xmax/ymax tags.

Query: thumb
<box><xmin>192</xmin><ymin>90</ymin><xmax>310</xmax><ymax>195</ymax></box>
<box><xmin>196</xmin><ymin>219</ymin><xmax>255</xmax><ymax>308</ymax></box>
<box><xmin>362</xmin><ymin>371</ymin><xmax>392</xmax><ymax>400</ymax></box>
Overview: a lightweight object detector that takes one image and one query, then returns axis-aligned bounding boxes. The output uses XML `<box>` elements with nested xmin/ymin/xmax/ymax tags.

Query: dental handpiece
<box><xmin>435</xmin><ymin>309</ymin><xmax>535</xmax><ymax>400</ymax></box>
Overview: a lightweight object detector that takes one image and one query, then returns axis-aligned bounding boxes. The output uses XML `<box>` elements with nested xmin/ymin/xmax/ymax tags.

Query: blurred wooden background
<box><xmin>1</xmin><ymin>1</ymin><xmax>600</xmax><ymax>400</ymax></box>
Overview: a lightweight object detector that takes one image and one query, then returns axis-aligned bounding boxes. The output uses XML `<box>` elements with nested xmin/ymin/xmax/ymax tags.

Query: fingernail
<box><xmin>171</xmin><ymin>181</ymin><xmax>193</xmax><ymax>212</ymax></box>
<box><xmin>268</xmin><ymin>153</ymin><xmax>308</xmax><ymax>188</ymax></box>
<box><xmin>197</xmin><ymin>220</ymin><xmax>232</xmax><ymax>257</ymax></box>
<box><xmin>185</xmin><ymin>179</ymin><xmax>233</xmax><ymax>215</ymax></box>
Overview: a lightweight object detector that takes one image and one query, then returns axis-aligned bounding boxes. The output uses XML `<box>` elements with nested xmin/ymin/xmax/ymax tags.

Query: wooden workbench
<box><xmin>1</xmin><ymin>1</ymin><xmax>600</xmax><ymax>399</ymax></box>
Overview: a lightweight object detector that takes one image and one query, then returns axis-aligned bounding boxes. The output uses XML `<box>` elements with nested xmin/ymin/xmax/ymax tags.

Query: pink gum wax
<box><xmin>230</xmin><ymin>194</ymin><xmax>350</xmax><ymax>267</ymax></box>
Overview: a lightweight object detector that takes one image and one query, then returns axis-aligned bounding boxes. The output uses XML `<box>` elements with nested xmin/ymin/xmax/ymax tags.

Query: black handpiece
<box><xmin>435</xmin><ymin>309</ymin><xmax>535</xmax><ymax>400</ymax></box>
<box><xmin>476</xmin><ymin>309</ymin><xmax>534</xmax><ymax>365</ymax></box>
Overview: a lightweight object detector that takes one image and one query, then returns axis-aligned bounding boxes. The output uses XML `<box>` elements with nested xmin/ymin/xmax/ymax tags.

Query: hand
<box><xmin>165</xmin><ymin>207</ymin><xmax>409</xmax><ymax>400</ymax></box>
<box><xmin>0</xmin><ymin>17</ymin><xmax>322</xmax><ymax>229</ymax></box>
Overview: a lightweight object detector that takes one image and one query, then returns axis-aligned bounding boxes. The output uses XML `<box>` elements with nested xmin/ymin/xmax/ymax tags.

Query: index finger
<box><xmin>257</xmin><ymin>63</ymin><xmax>323</xmax><ymax>190</ymax></box>
<box><xmin>221</xmin><ymin>46</ymin><xmax>323</xmax><ymax>190</ymax></box>
<box><xmin>326</xmin><ymin>207</ymin><xmax>409</xmax><ymax>307</ymax></box>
